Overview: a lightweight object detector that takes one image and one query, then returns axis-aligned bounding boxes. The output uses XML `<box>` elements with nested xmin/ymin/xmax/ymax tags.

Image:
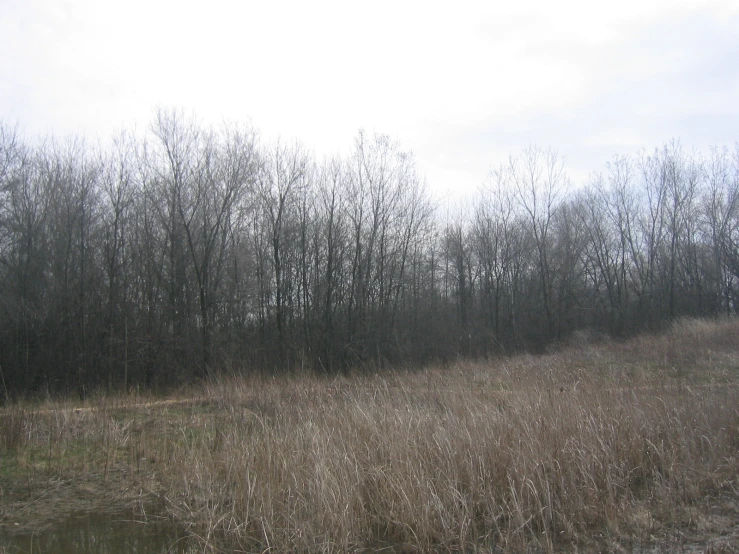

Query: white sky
<box><xmin>1</xmin><ymin>0</ymin><xmax>738</xmax><ymax>199</ymax></box>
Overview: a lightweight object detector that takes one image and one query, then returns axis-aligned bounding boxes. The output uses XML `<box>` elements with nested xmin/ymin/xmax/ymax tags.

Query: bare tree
<box><xmin>703</xmin><ymin>146</ymin><xmax>739</xmax><ymax>315</ymax></box>
<box><xmin>509</xmin><ymin>146</ymin><xmax>567</xmax><ymax>339</ymax></box>
<box><xmin>100</xmin><ymin>131</ymin><xmax>136</xmax><ymax>389</ymax></box>
<box><xmin>256</xmin><ymin>140</ymin><xmax>309</xmax><ymax>367</ymax></box>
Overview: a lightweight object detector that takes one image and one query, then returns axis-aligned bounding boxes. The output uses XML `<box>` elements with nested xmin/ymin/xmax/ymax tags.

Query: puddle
<box><xmin>0</xmin><ymin>509</ymin><xmax>195</xmax><ymax>554</ymax></box>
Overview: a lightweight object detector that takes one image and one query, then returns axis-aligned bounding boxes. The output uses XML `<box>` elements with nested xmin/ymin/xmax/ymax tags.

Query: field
<box><xmin>2</xmin><ymin>318</ymin><xmax>739</xmax><ymax>552</ymax></box>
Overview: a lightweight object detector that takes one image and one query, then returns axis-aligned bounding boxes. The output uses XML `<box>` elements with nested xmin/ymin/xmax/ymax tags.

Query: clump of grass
<box><xmin>0</xmin><ymin>404</ymin><xmax>31</xmax><ymax>452</ymax></box>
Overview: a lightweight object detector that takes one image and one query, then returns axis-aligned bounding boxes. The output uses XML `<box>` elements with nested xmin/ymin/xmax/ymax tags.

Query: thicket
<box><xmin>0</xmin><ymin>111</ymin><xmax>737</xmax><ymax>393</ymax></box>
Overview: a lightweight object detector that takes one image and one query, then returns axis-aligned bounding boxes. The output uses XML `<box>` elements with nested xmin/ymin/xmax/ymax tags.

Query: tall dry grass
<box><xmin>1</xmin><ymin>317</ymin><xmax>737</xmax><ymax>551</ymax></box>
<box><xmin>161</xmin><ymin>318</ymin><xmax>739</xmax><ymax>552</ymax></box>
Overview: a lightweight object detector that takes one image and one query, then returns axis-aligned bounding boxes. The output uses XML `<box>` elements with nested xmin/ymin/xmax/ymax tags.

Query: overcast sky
<box><xmin>1</xmin><ymin>0</ymin><xmax>738</xmax><ymax>198</ymax></box>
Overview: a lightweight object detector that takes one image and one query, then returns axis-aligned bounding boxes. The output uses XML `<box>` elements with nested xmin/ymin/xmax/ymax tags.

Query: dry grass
<box><xmin>2</xmin><ymin>317</ymin><xmax>739</xmax><ymax>552</ymax></box>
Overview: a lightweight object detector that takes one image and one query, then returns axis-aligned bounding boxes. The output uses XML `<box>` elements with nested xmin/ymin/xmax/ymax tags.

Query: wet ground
<box><xmin>1</xmin><ymin>508</ymin><xmax>193</xmax><ymax>553</ymax></box>
<box><xmin>0</xmin><ymin>469</ymin><xmax>195</xmax><ymax>554</ymax></box>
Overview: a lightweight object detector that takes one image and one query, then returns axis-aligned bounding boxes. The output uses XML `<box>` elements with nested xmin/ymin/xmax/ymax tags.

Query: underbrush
<box><xmin>2</xmin><ymin>317</ymin><xmax>738</xmax><ymax>552</ymax></box>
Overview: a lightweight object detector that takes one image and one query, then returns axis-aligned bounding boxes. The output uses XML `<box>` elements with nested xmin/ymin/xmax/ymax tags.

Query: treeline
<box><xmin>0</xmin><ymin>111</ymin><xmax>737</xmax><ymax>394</ymax></box>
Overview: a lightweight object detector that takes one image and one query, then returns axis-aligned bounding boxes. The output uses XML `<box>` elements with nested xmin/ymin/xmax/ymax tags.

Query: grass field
<box><xmin>2</xmin><ymin>317</ymin><xmax>739</xmax><ymax>552</ymax></box>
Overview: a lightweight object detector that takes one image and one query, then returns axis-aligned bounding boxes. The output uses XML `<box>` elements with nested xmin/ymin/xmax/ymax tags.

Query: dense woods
<box><xmin>0</xmin><ymin>111</ymin><xmax>737</xmax><ymax>394</ymax></box>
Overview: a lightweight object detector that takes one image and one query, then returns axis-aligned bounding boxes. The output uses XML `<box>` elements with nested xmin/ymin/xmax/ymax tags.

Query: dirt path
<box><xmin>0</xmin><ymin>396</ymin><xmax>210</xmax><ymax>418</ymax></box>
<box><xmin>4</xmin><ymin>379</ymin><xmax>737</xmax><ymax>418</ymax></box>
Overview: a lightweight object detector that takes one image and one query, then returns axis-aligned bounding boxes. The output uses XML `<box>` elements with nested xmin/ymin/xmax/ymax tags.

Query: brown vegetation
<box><xmin>2</xmin><ymin>318</ymin><xmax>739</xmax><ymax>552</ymax></box>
